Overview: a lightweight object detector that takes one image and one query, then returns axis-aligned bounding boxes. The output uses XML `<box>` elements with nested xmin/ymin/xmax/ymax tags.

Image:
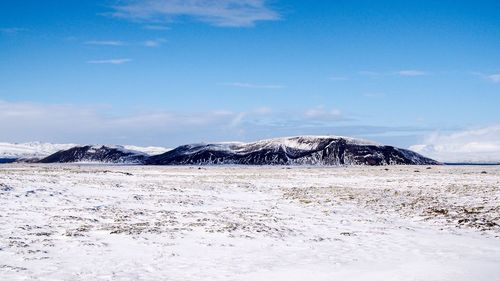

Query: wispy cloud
<box><xmin>329</xmin><ymin>76</ymin><xmax>349</xmax><ymax>81</ymax></box>
<box><xmin>486</xmin><ymin>74</ymin><xmax>500</xmax><ymax>83</ymax></box>
<box><xmin>87</xmin><ymin>58</ymin><xmax>132</xmax><ymax>65</ymax></box>
<box><xmin>359</xmin><ymin>70</ymin><xmax>428</xmax><ymax>77</ymax></box>
<box><xmin>3</xmin><ymin>100</ymin><xmax>434</xmax><ymax>147</ymax></box>
<box><xmin>85</xmin><ymin>40</ymin><xmax>126</xmax><ymax>46</ymax></box>
<box><xmin>254</xmin><ymin>106</ymin><xmax>272</xmax><ymax>114</ymax></box>
<box><xmin>85</xmin><ymin>39</ymin><xmax>166</xmax><ymax>48</ymax></box>
<box><xmin>221</xmin><ymin>82</ymin><xmax>285</xmax><ymax>89</ymax></box>
<box><xmin>396</xmin><ymin>70</ymin><xmax>427</xmax><ymax>76</ymax></box>
<box><xmin>0</xmin><ymin>100</ymin><xmax>240</xmax><ymax>143</ymax></box>
<box><xmin>0</xmin><ymin>27</ymin><xmax>26</xmax><ymax>34</ymax></box>
<box><xmin>144</xmin><ymin>24</ymin><xmax>170</xmax><ymax>30</ymax></box>
<box><xmin>304</xmin><ymin>107</ymin><xmax>342</xmax><ymax>121</ymax></box>
<box><xmin>0</xmin><ymin>100</ymin><xmax>353</xmax><ymax>145</ymax></box>
<box><xmin>143</xmin><ymin>38</ymin><xmax>166</xmax><ymax>47</ymax></box>
<box><xmin>111</xmin><ymin>0</ymin><xmax>280</xmax><ymax>27</ymax></box>
<box><xmin>469</xmin><ymin>71</ymin><xmax>500</xmax><ymax>83</ymax></box>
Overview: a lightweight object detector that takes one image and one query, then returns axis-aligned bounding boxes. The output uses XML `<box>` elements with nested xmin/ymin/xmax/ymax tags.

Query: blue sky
<box><xmin>1</xmin><ymin>0</ymin><xmax>499</xmax><ymax>160</ymax></box>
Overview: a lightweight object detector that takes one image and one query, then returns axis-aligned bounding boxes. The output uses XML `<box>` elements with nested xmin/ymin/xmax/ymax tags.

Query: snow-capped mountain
<box><xmin>0</xmin><ymin>142</ymin><xmax>77</xmax><ymax>159</ymax></box>
<box><xmin>7</xmin><ymin>136</ymin><xmax>439</xmax><ymax>165</ymax></box>
<box><xmin>0</xmin><ymin>142</ymin><xmax>170</xmax><ymax>162</ymax></box>
<box><xmin>147</xmin><ymin>136</ymin><xmax>440</xmax><ymax>165</ymax></box>
<box><xmin>38</xmin><ymin>145</ymin><xmax>149</xmax><ymax>164</ymax></box>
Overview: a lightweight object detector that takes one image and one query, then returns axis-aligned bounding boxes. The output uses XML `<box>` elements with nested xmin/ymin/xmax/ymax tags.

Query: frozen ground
<box><xmin>0</xmin><ymin>164</ymin><xmax>498</xmax><ymax>281</ymax></box>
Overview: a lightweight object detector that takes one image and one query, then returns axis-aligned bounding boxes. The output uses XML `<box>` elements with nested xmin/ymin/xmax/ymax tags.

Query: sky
<box><xmin>0</xmin><ymin>0</ymin><xmax>499</xmax><ymax>162</ymax></box>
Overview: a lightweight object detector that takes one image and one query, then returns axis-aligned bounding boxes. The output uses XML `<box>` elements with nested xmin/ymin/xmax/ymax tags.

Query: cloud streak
<box><xmin>221</xmin><ymin>82</ymin><xmax>285</xmax><ymax>89</ymax></box>
<box><xmin>304</xmin><ymin>107</ymin><xmax>342</xmax><ymax>120</ymax></box>
<box><xmin>143</xmin><ymin>38</ymin><xmax>166</xmax><ymax>47</ymax></box>
<box><xmin>111</xmin><ymin>0</ymin><xmax>280</xmax><ymax>27</ymax></box>
<box><xmin>87</xmin><ymin>58</ymin><xmax>132</xmax><ymax>65</ymax></box>
<box><xmin>85</xmin><ymin>39</ymin><xmax>167</xmax><ymax>48</ymax></box>
<box><xmin>487</xmin><ymin>74</ymin><xmax>500</xmax><ymax>83</ymax></box>
<box><xmin>0</xmin><ymin>100</ymin><xmax>242</xmax><ymax>144</ymax></box>
<box><xmin>396</xmin><ymin>70</ymin><xmax>427</xmax><ymax>76</ymax></box>
<box><xmin>359</xmin><ymin>70</ymin><xmax>428</xmax><ymax>77</ymax></box>
<box><xmin>144</xmin><ymin>24</ymin><xmax>170</xmax><ymax>30</ymax></box>
<box><xmin>85</xmin><ymin>40</ymin><xmax>126</xmax><ymax>46</ymax></box>
<box><xmin>470</xmin><ymin>72</ymin><xmax>500</xmax><ymax>83</ymax></box>
<box><xmin>1</xmin><ymin>100</ymin><xmax>445</xmax><ymax>149</ymax></box>
<box><xmin>0</xmin><ymin>27</ymin><xmax>25</xmax><ymax>34</ymax></box>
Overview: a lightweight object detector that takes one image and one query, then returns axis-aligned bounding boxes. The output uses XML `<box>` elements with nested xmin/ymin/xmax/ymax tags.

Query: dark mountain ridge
<box><xmin>147</xmin><ymin>136</ymin><xmax>439</xmax><ymax>165</ymax></box>
<box><xmin>38</xmin><ymin>145</ymin><xmax>148</xmax><ymax>164</ymax></box>
<box><xmin>36</xmin><ymin>136</ymin><xmax>440</xmax><ymax>166</ymax></box>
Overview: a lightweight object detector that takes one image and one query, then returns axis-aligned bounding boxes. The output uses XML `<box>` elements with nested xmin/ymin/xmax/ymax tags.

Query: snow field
<box><xmin>0</xmin><ymin>165</ymin><xmax>498</xmax><ymax>280</ymax></box>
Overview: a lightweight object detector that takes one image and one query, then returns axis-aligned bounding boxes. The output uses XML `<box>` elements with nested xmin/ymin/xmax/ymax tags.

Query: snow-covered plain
<box><xmin>0</xmin><ymin>165</ymin><xmax>498</xmax><ymax>280</ymax></box>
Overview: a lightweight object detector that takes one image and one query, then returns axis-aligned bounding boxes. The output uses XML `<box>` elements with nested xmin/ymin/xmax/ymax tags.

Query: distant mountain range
<box><xmin>0</xmin><ymin>136</ymin><xmax>439</xmax><ymax>166</ymax></box>
<box><xmin>0</xmin><ymin>142</ymin><xmax>169</xmax><ymax>161</ymax></box>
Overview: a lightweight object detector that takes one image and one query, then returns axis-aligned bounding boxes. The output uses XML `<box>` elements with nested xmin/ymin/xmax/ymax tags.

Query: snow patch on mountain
<box><xmin>235</xmin><ymin>135</ymin><xmax>378</xmax><ymax>152</ymax></box>
<box><xmin>123</xmin><ymin>145</ymin><xmax>170</xmax><ymax>156</ymax></box>
<box><xmin>0</xmin><ymin>142</ymin><xmax>77</xmax><ymax>159</ymax></box>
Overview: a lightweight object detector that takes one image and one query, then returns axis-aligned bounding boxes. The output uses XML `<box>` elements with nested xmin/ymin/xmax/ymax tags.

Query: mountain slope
<box><xmin>148</xmin><ymin>136</ymin><xmax>439</xmax><ymax>165</ymax></box>
<box><xmin>38</xmin><ymin>145</ymin><xmax>148</xmax><ymax>164</ymax></box>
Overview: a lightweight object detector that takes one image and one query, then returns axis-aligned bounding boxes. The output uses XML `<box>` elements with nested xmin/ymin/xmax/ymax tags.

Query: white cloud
<box><xmin>0</xmin><ymin>101</ymin><xmax>354</xmax><ymax>145</ymax></box>
<box><xmin>111</xmin><ymin>0</ymin><xmax>280</xmax><ymax>27</ymax></box>
<box><xmin>221</xmin><ymin>82</ymin><xmax>285</xmax><ymax>89</ymax></box>
<box><xmin>396</xmin><ymin>70</ymin><xmax>427</xmax><ymax>76</ymax></box>
<box><xmin>87</xmin><ymin>58</ymin><xmax>132</xmax><ymax>64</ymax></box>
<box><xmin>85</xmin><ymin>40</ymin><xmax>126</xmax><ymax>46</ymax></box>
<box><xmin>85</xmin><ymin>39</ymin><xmax>167</xmax><ymax>48</ymax></box>
<box><xmin>304</xmin><ymin>107</ymin><xmax>342</xmax><ymax>120</ymax></box>
<box><xmin>409</xmin><ymin>125</ymin><xmax>500</xmax><ymax>163</ymax></box>
<box><xmin>0</xmin><ymin>100</ymin><xmax>245</xmax><ymax>144</ymax></box>
<box><xmin>143</xmin><ymin>38</ymin><xmax>166</xmax><ymax>47</ymax></box>
<box><xmin>4</xmin><ymin>100</ymin><xmax>438</xmax><ymax>148</ymax></box>
<box><xmin>487</xmin><ymin>74</ymin><xmax>500</xmax><ymax>83</ymax></box>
